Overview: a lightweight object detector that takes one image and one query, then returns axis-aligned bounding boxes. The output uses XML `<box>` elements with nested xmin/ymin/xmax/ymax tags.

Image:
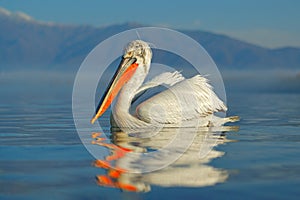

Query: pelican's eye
<box><xmin>125</xmin><ymin>51</ymin><xmax>133</xmax><ymax>58</ymax></box>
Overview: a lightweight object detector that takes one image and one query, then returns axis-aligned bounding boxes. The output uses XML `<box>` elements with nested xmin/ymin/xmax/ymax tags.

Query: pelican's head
<box><xmin>91</xmin><ymin>40</ymin><xmax>152</xmax><ymax>124</ymax></box>
<box><xmin>124</xmin><ymin>40</ymin><xmax>152</xmax><ymax>68</ymax></box>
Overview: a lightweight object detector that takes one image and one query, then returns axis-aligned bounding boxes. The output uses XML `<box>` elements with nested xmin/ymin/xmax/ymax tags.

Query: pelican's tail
<box><xmin>225</xmin><ymin>116</ymin><xmax>240</xmax><ymax>123</ymax></box>
<box><xmin>208</xmin><ymin>115</ymin><xmax>240</xmax><ymax>127</ymax></box>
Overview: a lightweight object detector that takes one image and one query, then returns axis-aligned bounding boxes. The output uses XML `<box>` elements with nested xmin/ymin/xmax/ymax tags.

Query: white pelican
<box><xmin>91</xmin><ymin>40</ymin><xmax>239</xmax><ymax>130</ymax></box>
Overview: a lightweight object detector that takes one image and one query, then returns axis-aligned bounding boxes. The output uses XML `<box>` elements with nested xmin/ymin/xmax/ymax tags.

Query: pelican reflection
<box><xmin>92</xmin><ymin>126</ymin><xmax>238</xmax><ymax>192</ymax></box>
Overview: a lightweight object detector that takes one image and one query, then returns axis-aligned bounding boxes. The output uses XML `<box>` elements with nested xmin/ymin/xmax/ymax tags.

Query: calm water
<box><xmin>1</xmin><ymin>79</ymin><xmax>300</xmax><ymax>199</ymax></box>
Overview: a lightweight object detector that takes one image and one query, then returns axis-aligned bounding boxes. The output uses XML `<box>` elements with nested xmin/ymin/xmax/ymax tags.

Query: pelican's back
<box><xmin>136</xmin><ymin>75</ymin><xmax>227</xmax><ymax>124</ymax></box>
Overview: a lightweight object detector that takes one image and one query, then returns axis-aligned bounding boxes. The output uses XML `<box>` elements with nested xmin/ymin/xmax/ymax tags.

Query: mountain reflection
<box><xmin>92</xmin><ymin>126</ymin><xmax>238</xmax><ymax>192</ymax></box>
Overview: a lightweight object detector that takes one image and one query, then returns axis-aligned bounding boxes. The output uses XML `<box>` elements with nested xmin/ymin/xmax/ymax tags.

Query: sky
<box><xmin>1</xmin><ymin>0</ymin><xmax>300</xmax><ymax>48</ymax></box>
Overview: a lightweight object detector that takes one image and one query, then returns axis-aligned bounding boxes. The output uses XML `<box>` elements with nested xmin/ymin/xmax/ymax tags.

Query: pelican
<box><xmin>91</xmin><ymin>40</ymin><xmax>239</xmax><ymax>130</ymax></box>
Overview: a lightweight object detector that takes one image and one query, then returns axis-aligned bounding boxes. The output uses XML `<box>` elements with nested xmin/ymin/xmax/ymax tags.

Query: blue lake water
<box><xmin>1</xmin><ymin>77</ymin><xmax>300</xmax><ymax>199</ymax></box>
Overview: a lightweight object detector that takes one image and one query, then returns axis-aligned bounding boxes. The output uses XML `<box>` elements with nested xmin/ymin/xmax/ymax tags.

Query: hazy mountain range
<box><xmin>1</xmin><ymin>7</ymin><xmax>300</xmax><ymax>72</ymax></box>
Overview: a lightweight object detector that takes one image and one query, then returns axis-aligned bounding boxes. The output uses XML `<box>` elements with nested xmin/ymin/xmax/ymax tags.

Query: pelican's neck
<box><xmin>113</xmin><ymin>64</ymin><xmax>148</xmax><ymax>118</ymax></box>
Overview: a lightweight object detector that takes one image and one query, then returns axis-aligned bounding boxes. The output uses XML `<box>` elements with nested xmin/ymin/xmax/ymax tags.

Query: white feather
<box><xmin>135</xmin><ymin>71</ymin><xmax>184</xmax><ymax>95</ymax></box>
<box><xmin>136</xmin><ymin>75</ymin><xmax>227</xmax><ymax>124</ymax></box>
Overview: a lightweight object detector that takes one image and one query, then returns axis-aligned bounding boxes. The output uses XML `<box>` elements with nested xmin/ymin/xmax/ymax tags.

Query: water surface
<box><xmin>1</xmin><ymin>78</ymin><xmax>300</xmax><ymax>199</ymax></box>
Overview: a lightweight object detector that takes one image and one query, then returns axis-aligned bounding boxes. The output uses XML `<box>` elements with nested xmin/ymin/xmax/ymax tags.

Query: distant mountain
<box><xmin>1</xmin><ymin>7</ymin><xmax>300</xmax><ymax>71</ymax></box>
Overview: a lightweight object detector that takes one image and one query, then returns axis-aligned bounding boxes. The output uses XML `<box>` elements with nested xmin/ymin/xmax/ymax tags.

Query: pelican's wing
<box><xmin>135</xmin><ymin>71</ymin><xmax>184</xmax><ymax>95</ymax></box>
<box><xmin>136</xmin><ymin>75</ymin><xmax>227</xmax><ymax>124</ymax></box>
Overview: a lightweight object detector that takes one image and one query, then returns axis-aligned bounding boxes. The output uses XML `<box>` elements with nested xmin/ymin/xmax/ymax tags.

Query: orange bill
<box><xmin>91</xmin><ymin>57</ymin><xmax>138</xmax><ymax>124</ymax></box>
